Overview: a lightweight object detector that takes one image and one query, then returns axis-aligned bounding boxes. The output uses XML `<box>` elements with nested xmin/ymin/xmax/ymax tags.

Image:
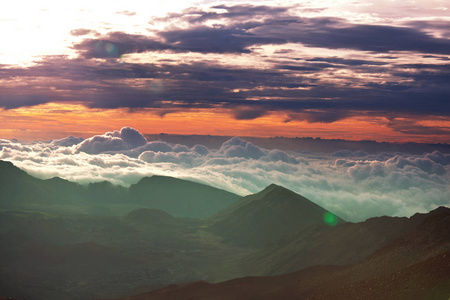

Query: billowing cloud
<box><xmin>219</xmin><ymin>137</ymin><xmax>266</xmax><ymax>159</ymax></box>
<box><xmin>51</xmin><ymin>136</ymin><xmax>85</xmax><ymax>147</ymax></box>
<box><xmin>76</xmin><ymin>127</ymin><xmax>147</xmax><ymax>154</ymax></box>
<box><xmin>0</xmin><ymin>128</ymin><xmax>448</xmax><ymax>222</ymax></box>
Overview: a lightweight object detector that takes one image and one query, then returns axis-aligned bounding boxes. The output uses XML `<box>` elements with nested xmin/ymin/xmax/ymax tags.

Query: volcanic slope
<box><xmin>238</xmin><ymin>209</ymin><xmax>428</xmax><ymax>276</ymax></box>
<box><xmin>207</xmin><ymin>184</ymin><xmax>345</xmax><ymax>248</ymax></box>
<box><xmin>108</xmin><ymin>207</ymin><xmax>450</xmax><ymax>300</ymax></box>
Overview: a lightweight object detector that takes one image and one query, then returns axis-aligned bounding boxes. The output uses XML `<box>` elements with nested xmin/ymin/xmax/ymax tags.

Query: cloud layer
<box><xmin>1</xmin><ymin>127</ymin><xmax>448</xmax><ymax>222</ymax></box>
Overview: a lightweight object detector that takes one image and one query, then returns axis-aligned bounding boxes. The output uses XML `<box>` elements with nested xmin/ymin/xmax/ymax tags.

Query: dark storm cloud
<box><xmin>74</xmin><ymin>5</ymin><xmax>293</xmax><ymax>58</ymax></box>
<box><xmin>421</xmin><ymin>55</ymin><xmax>450</xmax><ymax>61</ymax></box>
<box><xmin>306</xmin><ymin>57</ymin><xmax>388</xmax><ymax>66</ymax></box>
<box><xmin>286</xmin><ymin>111</ymin><xmax>352</xmax><ymax>123</ymax></box>
<box><xmin>321</xmin><ymin>24</ymin><xmax>450</xmax><ymax>54</ymax></box>
<box><xmin>387</xmin><ymin>118</ymin><xmax>450</xmax><ymax>136</ymax></box>
<box><xmin>278</xmin><ymin>64</ymin><xmax>322</xmax><ymax>71</ymax></box>
<box><xmin>394</xmin><ymin>64</ymin><xmax>450</xmax><ymax>85</ymax></box>
<box><xmin>159</xmin><ymin>26</ymin><xmax>282</xmax><ymax>54</ymax></box>
<box><xmin>73</xmin><ymin>32</ymin><xmax>172</xmax><ymax>58</ymax></box>
<box><xmin>154</xmin><ymin>4</ymin><xmax>290</xmax><ymax>24</ymax></box>
<box><xmin>0</xmin><ymin>91</ymin><xmax>50</xmax><ymax>109</ymax></box>
<box><xmin>232</xmin><ymin>108</ymin><xmax>268</xmax><ymax>120</ymax></box>
<box><xmin>251</xmin><ymin>19</ymin><xmax>450</xmax><ymax>55</ymax></box>
<box><xmin>74</xmin><ymin>28</ymin><xmax>283</xmax><ymax>57</ymax></box>
<box><xmin>73</xmin><ymin>5</ymin><xmax>450</xmax><ymax>58</ymax></box>
<box><xmin>2</xmin><ymin>4</ymin><xmax>449</xmax><ymax>138</ymax></box>
<box><xmin>1</xmin><ymin>55</ymin><xmax>450</xmax><ymax>127</ymax></box>
<box><xmin>406</xmin><ymin>20</ymin><xmax>450</xmax><ymax>38</ymax></box>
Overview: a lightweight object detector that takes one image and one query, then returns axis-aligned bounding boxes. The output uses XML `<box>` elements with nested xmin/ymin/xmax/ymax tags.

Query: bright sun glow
<box><xmin>0</xmin><ymin>0</ymin><xmax>197</xmax><ymax>65</ymax></box>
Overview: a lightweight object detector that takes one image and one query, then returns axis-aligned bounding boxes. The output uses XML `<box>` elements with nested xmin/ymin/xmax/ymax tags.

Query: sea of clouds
<box><xmin>1</xmin><ymin>127</ymin><xmax>449</xmax><ymax>222</ymax></box>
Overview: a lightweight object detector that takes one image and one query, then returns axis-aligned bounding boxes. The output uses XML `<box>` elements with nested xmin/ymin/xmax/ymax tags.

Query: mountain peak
<box><xmin>0</xmin><ymin>160</ymin><xmax>32</xmax><ymax>180</ymax></box>
<box><xmin>429</xmin><ymin>206</ymin><xmax>450</xmax><ymax>215</ymax></box>
<box><xmin>0</xmin><ymin>160</ymin><xmax>21</xmax><ymax>173</ymax></box>
<box><xmin>266</xmin><ymin>183</ymin><xmax>282</xmax><ymax>189</ymax></box>
<box><xmin>262</xmin><ymin>183</ymin><xmax>290</xmax><ymax>194</ymax></box>
<box><xmin>264</xmin><ymin>183</ymin><xmax>299</xmax><ymax>194</ymax></box>
<box><xmin>209</xmin><ymin>184</ymin><xmax>345</xmax><ymax>247</ymax></box>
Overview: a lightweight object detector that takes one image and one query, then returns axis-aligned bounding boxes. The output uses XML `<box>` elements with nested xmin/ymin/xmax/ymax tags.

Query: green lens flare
<box><xmin>323</xmin><ymin>212</ymin><xmax>338</xmax><ymax>226</ymax></box>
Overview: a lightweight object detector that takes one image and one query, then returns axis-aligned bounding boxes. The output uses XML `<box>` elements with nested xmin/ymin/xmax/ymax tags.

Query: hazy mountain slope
<box><xmin>128</xmin><ymin>175</ymin><xmax>240</xmax><ymax>218</ymax></box>
<box><xmin>207</xmin><ymin>184</ymin><xmax>345</xmax><ymax>247</ymax></box>
<box><xmin>0</xmin><ymin>160</ymin><xmax>96</xmax><ymax>207</ymax></box>
<box><xmin>0</xmin><ymin>160</ymin><xmax>239</xmax><ymax>218</ymax></box>
<box><xmin>238</xmin><ymin>212</ymin><xmax>427</xmax><ymax>276</ymax></box>
<box><xmin>108</xmin><ymin>252</ymin><xmax>450</xmax><ymax>300</ymax></box>
<box><xmin>0</xmin><ymin>160</ymin><xmax>56</xmax><ymax>206</ymax></box>
<box><xmin>307</xmin><ymin>206</ymin><xmax>450</xmax><ymax>300</ymax></box>
<box><xmin>108</xmin><ymin>207</ymin><xmax>450</xmax><ymax>300</ymax></box>
<box><xmin>85</xmin><ymin>181</ymin><xmax>128</xmax><ymax>204</ymax></box>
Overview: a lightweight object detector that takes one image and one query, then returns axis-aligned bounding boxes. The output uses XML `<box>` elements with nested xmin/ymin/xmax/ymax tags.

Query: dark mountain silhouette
<box><xmin>85</xmin><ymin>181</ymin><xmax>128</xmax><ymax>203</ymax></box>
<box><xmin>0</xmin><ymin>160</ymin><xmax>55</xmax><ymax>206</ymax></box>
<box><xmin>106</xmin><ymin>207</ymin><xmax>450</xmax><ymax>300</ymax></box>
<box><xmin>207</xmin><ymin>184</ymin><xmax>345</xmax><ymax>247</ymax></box>
<box><xmin>128</xmin><ymin>175</ymin><xmax>240</xmax><ymax>218</ymax></box>
<box><xmin>0</xmin><ymin>160</ymin><xmax>87</xmax><ymax>206</ymax></box>
<box><xmin>0</xmin><ymin>160</ymin><xmax>239</xmax><ymax>218</ymax></box>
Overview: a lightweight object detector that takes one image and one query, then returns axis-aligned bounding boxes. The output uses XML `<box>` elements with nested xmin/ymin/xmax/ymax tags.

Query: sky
<box><xmin>0</xmin><ymin>0</ymin><xmax>449</xmax><ymax>143</ymax></box>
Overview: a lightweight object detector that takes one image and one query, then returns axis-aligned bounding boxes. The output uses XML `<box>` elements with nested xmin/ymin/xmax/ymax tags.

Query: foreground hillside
<box><xmin>108</xmin><ymin>207</ymin><xmax>450</xmax><ymax>300</ymax></box>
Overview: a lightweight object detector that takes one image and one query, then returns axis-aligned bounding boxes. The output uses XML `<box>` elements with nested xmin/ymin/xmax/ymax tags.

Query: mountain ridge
<box><xmin>0</xmin><ymin>160</ymin><xmax>240</xmax><ymax>218</ymax></box>
<box><xmin>128</xmin><ymin>175</ymin><xmax>240</xmax><ymax>218</ymax></box>
<box><xmin>208</xmin><ymin>183</ymin><xmax>345</xmax><ymax>248</ymax></box>
<box><xmin>2</xmin><ymin>159</ymin><xmax>449</xmax><ymax>300</ymax></box>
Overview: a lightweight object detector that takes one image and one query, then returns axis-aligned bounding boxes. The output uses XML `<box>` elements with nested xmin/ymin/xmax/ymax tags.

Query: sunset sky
<box><xmin>1</xmin><ymin>0</ymin><xmax>449</xmax><ymax>142</ymax></box>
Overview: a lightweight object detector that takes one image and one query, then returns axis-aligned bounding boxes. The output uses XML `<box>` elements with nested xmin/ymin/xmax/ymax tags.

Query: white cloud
<box><xmin>50</xmin><ymin>136</ymin><xmax>84</xmax><ymax>147</ymax></box>
<box><xmin>76</xmin><ymin>127</ymin><xmax>147</xmax><ymax>154</ymax></box>
<box><xmin>219</xmin><ymin>137</ymin><xmax>266</xmax><ymax>159</ymax></box>
<box><xmin>1</xmin><ymin>127</ymin><xmax>449</xmax><ymax>222</ymax></box>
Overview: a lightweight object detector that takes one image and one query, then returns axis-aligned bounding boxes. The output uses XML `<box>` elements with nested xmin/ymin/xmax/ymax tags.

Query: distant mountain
<box><xmin>0</xmin><ymin>160</ymin><xmax>239</xmax><ymax>218</ymax></box>
<box><xmin>207</xmin><ymin>184</ymin><xmax>345</xmax><ymax>247</ymax></box>
<box><xmin>107</xmin><ymin>207</ymin><xmax>450</xmax><ymax>300</ymax></box>
<box><xmin>128</xmin><ymin>175</ymin><xmax>240</xmax><ymax>218</ymax></box>
<box><xmin>85</xmin><ymin>181</ymin><xmax>128</xmax><ymax>203</ymax></box>
<box><xmin>0</xmin><ymin>160</ymin><xmax>65</xmax><ymax>206</ymax></box>
<box><xmin>0</xmin><ymin>160</ymin><xmax>114</xmax><ymax>208</ymax></box>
